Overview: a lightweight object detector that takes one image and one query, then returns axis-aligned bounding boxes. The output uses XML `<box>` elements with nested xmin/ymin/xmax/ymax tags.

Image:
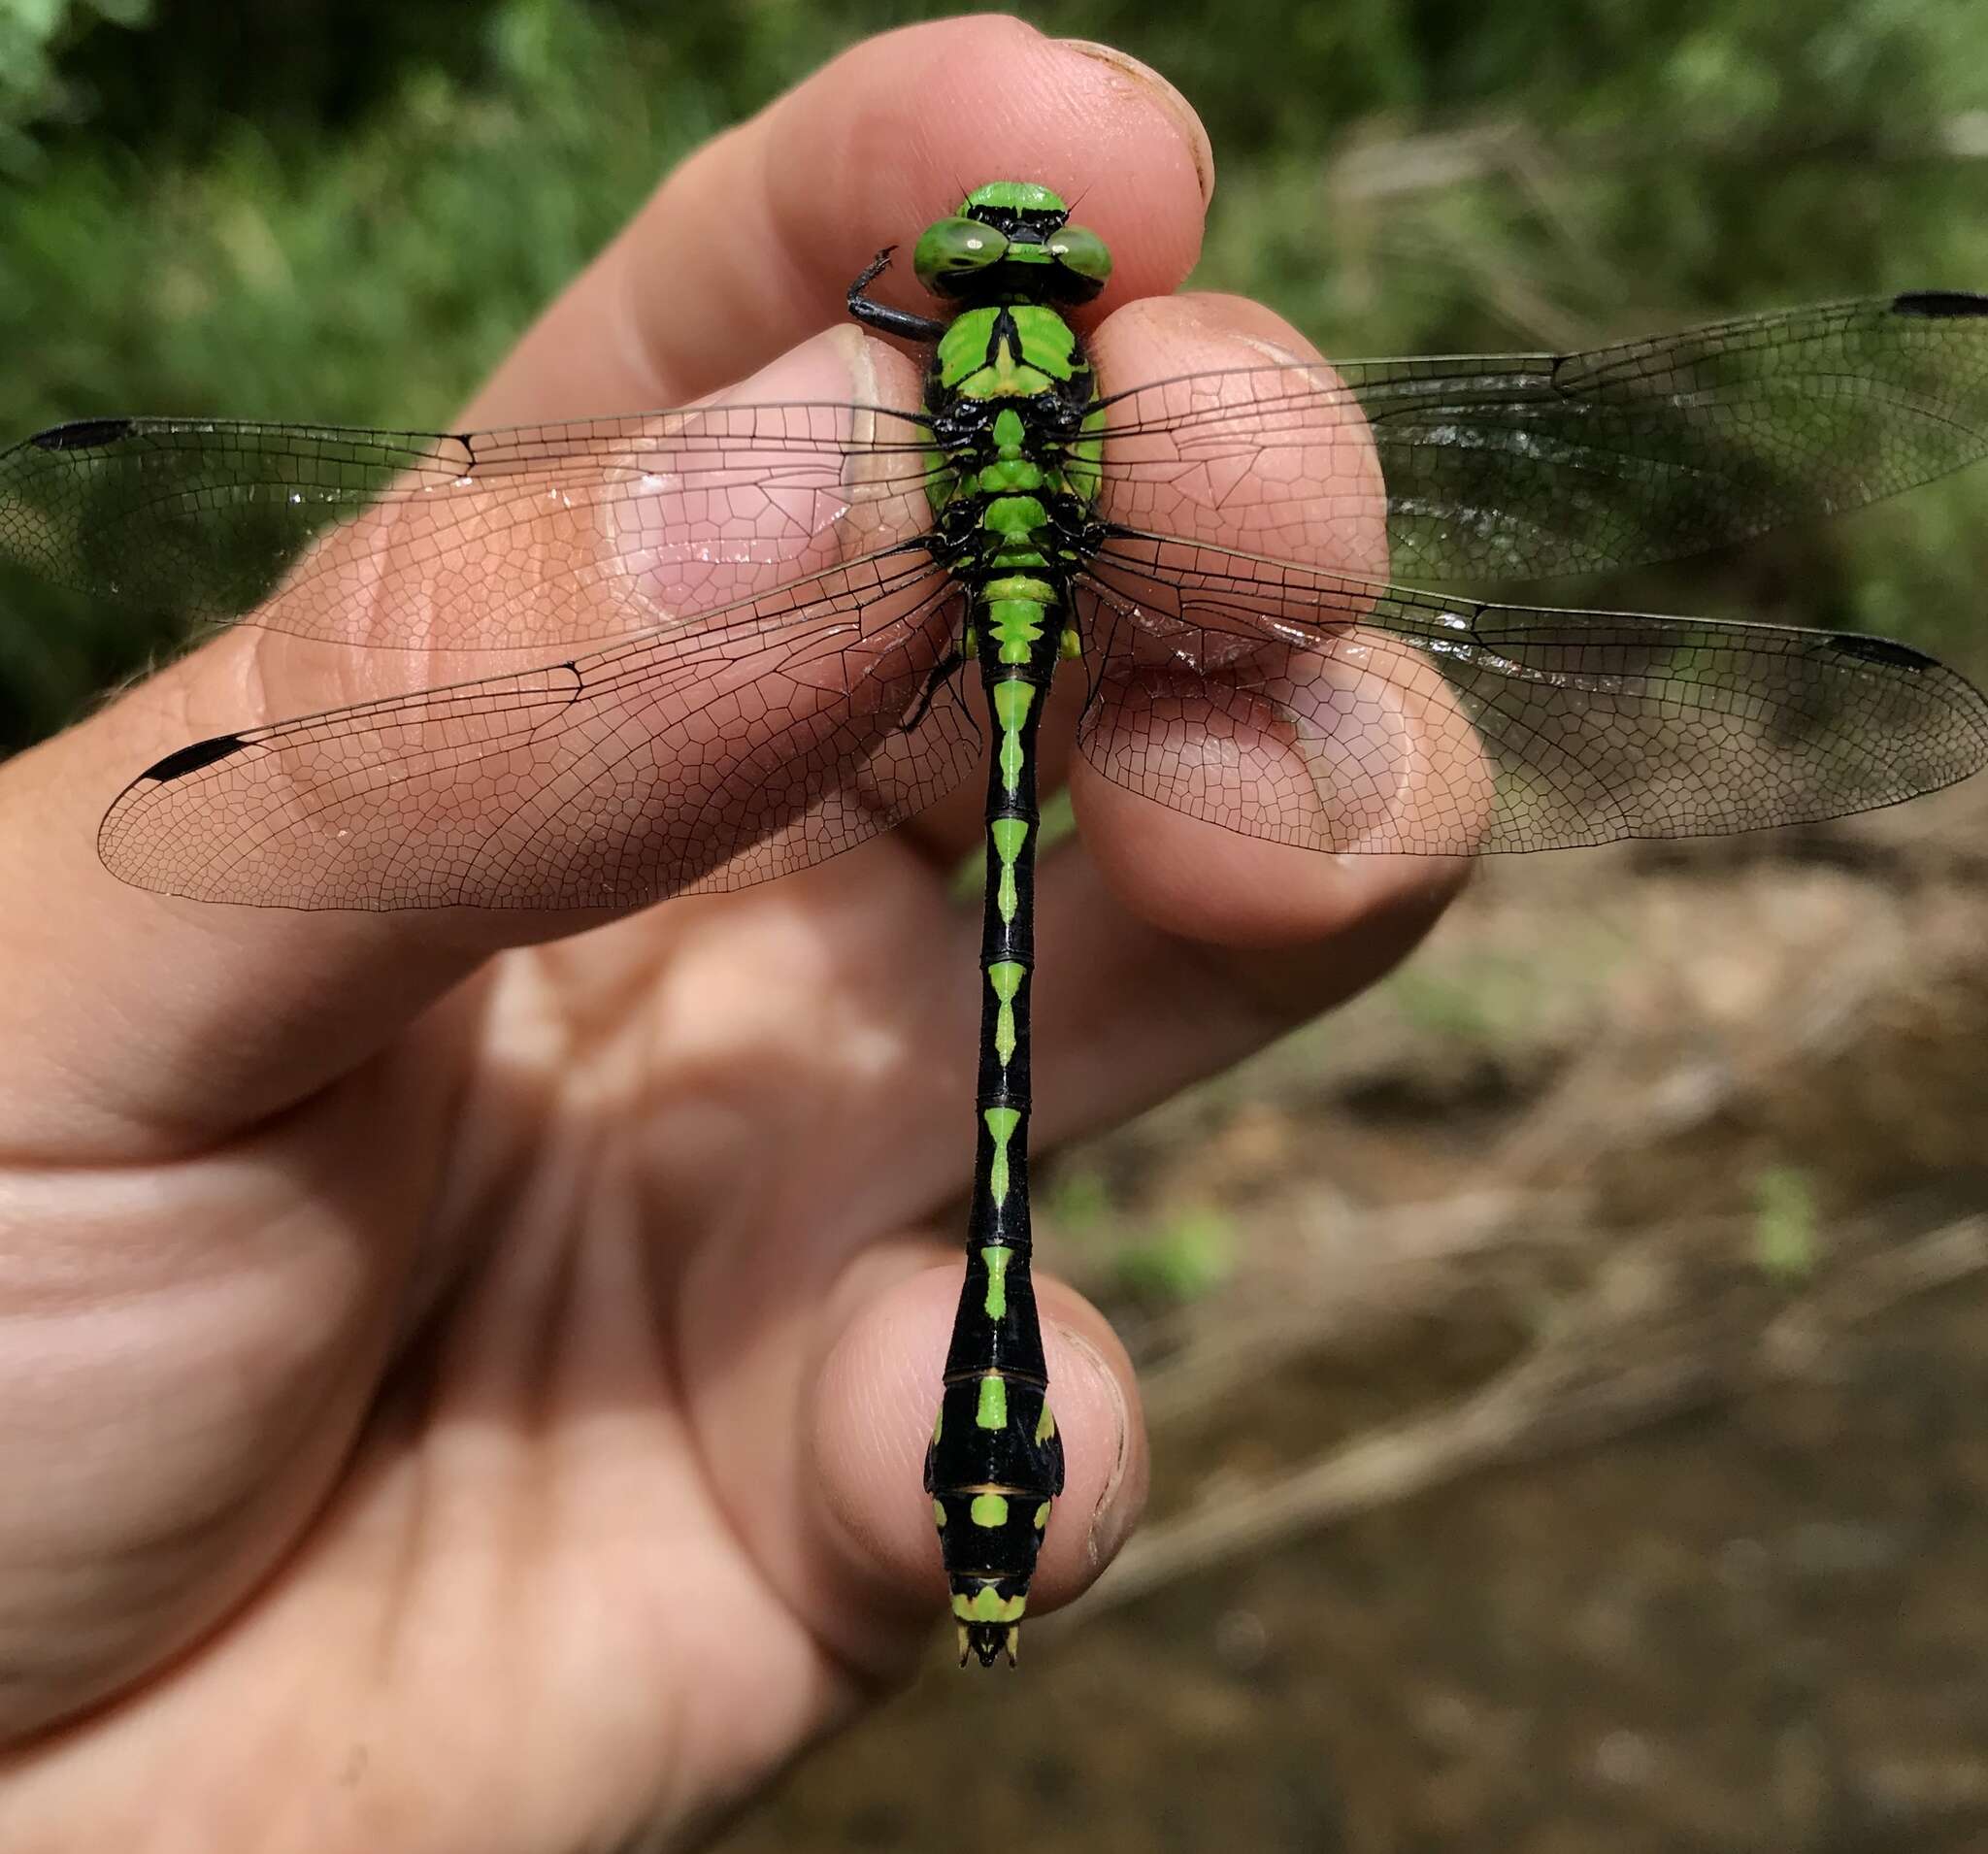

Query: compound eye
<box><xmin>1047</xmin><ymin>224</ymin><xmax>1111</xmax><ymax>287</ymax></box>
<box><xmin>912</xmin><ymin>216</ymin><xmax>1009</xmax><ymax>294</ymax></box>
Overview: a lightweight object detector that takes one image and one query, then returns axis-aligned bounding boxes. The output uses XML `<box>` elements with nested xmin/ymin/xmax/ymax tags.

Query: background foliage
<box><xmin>3</xmin><ymin>0</ymin><xmax>1986</xmax><ymax>748</ymax></box>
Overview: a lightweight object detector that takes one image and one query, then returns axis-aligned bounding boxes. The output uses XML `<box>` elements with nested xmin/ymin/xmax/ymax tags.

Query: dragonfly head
<box><xmin>913</xmin><ymin>180</ymin><xmax>1110</xmax><ymax>309</ymax></box>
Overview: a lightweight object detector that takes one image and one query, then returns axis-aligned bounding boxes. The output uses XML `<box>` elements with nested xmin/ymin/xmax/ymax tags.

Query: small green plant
<box><xmin>1750</xmin><ymin>1164</ymin><xmax>1820</xmax><ymax>1283</ymax></box>
<box><xmin>1114</xmin><ymin>1206</ymin><xmax>1237</xmax><ymax>1305</ymax></box>
<box><xmin>1044</xmin><ymin>1165</ymin><xmax>1113</xmax><ymax>1240</ymax></box>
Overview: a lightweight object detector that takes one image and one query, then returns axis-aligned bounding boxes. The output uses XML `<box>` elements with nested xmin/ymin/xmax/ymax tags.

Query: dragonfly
<box><xmin>4</xmin><ymin>181</ymin><xmax>1987</xmax><ymax>1669</ymax></box>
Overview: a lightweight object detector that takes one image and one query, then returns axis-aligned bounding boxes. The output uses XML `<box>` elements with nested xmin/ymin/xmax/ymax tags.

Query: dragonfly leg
<box><xmin>846</xmin><ymin>245</ymin><xmax>948</xmax><ymax>343</ymax></box>
<box><xmin>900</xmin><ymin>646</ymin><xmax>968</xmax><ymax>732</ymax></box>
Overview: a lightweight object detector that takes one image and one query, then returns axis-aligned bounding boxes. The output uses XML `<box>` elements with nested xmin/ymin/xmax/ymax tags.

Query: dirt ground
<box><xmin>722</xmin><ymin>777</ymin><xmax>1988</xmax><ymax>1854</ymax></box>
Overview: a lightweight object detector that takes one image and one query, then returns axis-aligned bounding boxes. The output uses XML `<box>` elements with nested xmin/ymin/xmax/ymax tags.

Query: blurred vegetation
<box><xmin>3</xmin><ymin>0</ymin><xmax>1987</xmax><ymax>750</ymax></box>
<box><xmin>1750</xmin><ymin>1162</ymin><xmax>1822</xmax><ymax>1282</ymax></box>
<box><xmin>1110</xmin><ymin>1205</ymin><xmax>1238</xmax><ymax>1305</ymax></box>
<box><xmin>1047</xmin><ymin>1161</ymin><xmax>1239</xmax><ymax>1306</ymax></box>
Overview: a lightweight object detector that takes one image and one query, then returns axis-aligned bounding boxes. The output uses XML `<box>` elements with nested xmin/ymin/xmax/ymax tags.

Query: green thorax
<box><xmin>923</xmin><ymin>312</ymin><xmax>1104</xmax><ymax>541</ymax></box>
<box><xmin>933</xmin><ymin>303</ymin><xmax>1085</xmax><ymax>399</ymax></box>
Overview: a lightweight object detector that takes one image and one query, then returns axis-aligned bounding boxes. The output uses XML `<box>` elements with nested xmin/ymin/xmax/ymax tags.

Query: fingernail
<box><xmin>1058</xmin><ymin>1327</ymin><xmax>1136</xmax><ymax>1565</ymax></box>
<box><xmin>1236</xmin><ymin>331</ymin><xmax>1327</xmax><ymax>370</ymax></box>
<box><xmin>1057</xmin><ymin>41</ymin><xmax>1215</xmax><ymax>206</ymax></box>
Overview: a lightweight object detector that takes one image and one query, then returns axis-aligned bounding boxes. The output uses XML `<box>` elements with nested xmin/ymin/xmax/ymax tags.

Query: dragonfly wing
<box><xmin>98</xmin><ymin>552</ymin><xmax>975</xmax><ymax>910</ymax></box>
<box><xmin>1</xmin><ymin>401</ymin><xmax>936</xmax><ymax>652</ymax></box>
<box><xmin>1092</xmin><ymin>293</ymin><xmax>1988</xmax><ymax>583</ymax></box>
<box><xmin>1077</xmin><ymin>531</ymin><xmax>1988</xmax><ymax>854</ymax></box>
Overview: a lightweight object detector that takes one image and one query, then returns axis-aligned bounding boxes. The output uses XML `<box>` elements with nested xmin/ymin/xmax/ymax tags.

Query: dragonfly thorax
<box><xmin>921</xmin><ymin>307</ymin><xmax>1106</xmax><ymax>581</ymax></box>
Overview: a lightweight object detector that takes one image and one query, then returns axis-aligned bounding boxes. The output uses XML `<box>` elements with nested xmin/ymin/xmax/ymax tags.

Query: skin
<box><xmin>0</xmin><ymin>18</ymin><xmax>1466</xmax><ymax>1852</ymax></box>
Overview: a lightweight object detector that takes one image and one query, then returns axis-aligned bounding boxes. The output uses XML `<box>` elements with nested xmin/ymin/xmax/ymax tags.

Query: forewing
<box><xmin>1093</xmin><ymin>293</ymin><xmax>1988</xmax><ymax>584</ymax></box>
<box><xmin>1</xmin><ymin>402</ymin><xmax>937</xmax><ymax>652</ymax></box>
<box><xmin>98</xmin><ymin>553</ymin><xmax>976</xmax><ymax>910</ymax></box>
<box><xmin>1079</xmin><ymin>532</ymin><xmax>1988</xmax><ymax>854</ymax></box>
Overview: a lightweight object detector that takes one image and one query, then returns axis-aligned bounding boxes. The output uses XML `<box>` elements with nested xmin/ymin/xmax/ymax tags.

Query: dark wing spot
<box><xmin>31</xmin><ymin>417</ymin><xmax>137</xmax><ymax>452</ymax></box>
<box><xmin>1889</xmin><ymin>290</ymin><xmax>1988</xmax><ymax>320</ymax></box>
<box><xmin>1824</xmin><ymin>633</ymin><xmax>1934</xmax><ymax>671</ymax></box>
<box><xmin>141</xmin><ymin>733</ymin><xmax>252</xmax><ymax>781</ymax></box>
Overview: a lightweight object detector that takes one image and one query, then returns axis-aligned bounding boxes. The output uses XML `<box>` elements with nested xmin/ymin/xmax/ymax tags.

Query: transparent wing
<box><xmin>0</xmin><ymin>405</ymin><xmax>939</xmax><ymax>651</ymax></box>
<box><xmin>97</xmin><ymin>551</ymin><xmax>977</xmax><ymax>910</ymax></box>
<box><xmin>1093</xmin><ymin>293</ymin><xmax>1988</xmax><ymax>583</ymax></box>
<box><xmin>1078</xmin><ymin>531</ymin><xmax>1988</xmax><ymax>854</ymax></box>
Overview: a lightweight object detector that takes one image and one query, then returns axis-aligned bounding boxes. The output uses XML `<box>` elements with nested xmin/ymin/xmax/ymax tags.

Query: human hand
<box><xmin>0</xmin><ymin>18</ymin><xmax>1462</xmax><ymax>1850</ymax></box>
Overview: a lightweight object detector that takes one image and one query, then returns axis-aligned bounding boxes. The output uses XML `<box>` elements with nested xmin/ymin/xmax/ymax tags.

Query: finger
<box><xmin>850</xmin><ymin>823</ymin><xmax>1459</xmax><ymax>1251</ymax></box>
<box><xmin>462</xmin><ymin>18</ymin><xmax>1211</xmax><ymax>424</ymax></box>
<box><xmin>1071</xmin><ymin>286</ymin><xmax>1489</xmax><ymax>945</ymax></box>
<box><xmin>1031</xmin><ymin>834</ymin><xmax>1462</xmax><ymax>1150</ymax></box>
<box><xmin>0</xmin><ymin>326</ymin><xmax>930</xmax><ymax>1159</ymax></box>
<box><xmin>799</xmin><ymin>1252</ymin><xmax>1144</xmax><ymax>1677</ymax></box>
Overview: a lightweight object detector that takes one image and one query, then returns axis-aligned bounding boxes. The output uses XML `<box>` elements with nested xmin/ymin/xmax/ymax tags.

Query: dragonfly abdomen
<box><xmin>924</xmin><ymin>589</ymin><xmax>1068</xmax><ymax>1668</ymax></box>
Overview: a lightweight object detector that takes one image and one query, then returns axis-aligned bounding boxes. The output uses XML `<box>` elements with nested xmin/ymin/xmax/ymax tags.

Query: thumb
<box><xmin>791</xmin><ymin>1254</ymin><xmax>1146</xmax><ymax>1675</ymax></box>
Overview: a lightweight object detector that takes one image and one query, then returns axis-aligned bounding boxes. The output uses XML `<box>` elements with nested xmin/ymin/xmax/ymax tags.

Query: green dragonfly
<box><xmin>5</xmin><ymin>182</ymin><xmax>1987</xmax><ymax>1668</ymax></box>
